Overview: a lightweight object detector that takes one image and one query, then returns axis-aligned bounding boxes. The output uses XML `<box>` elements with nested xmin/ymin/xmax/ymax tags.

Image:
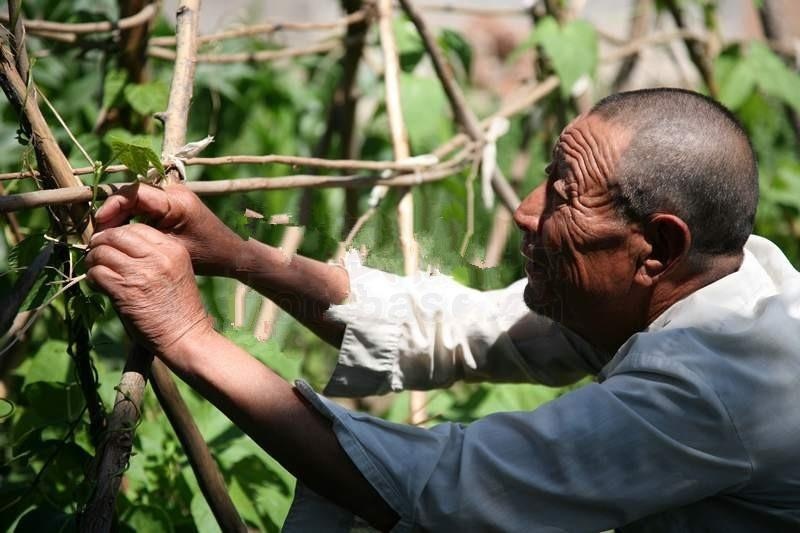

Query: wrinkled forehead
<box><xmin>551</xmin><ymin>113</ymin><xmax>632</xmax><ymax>188</ymax></box>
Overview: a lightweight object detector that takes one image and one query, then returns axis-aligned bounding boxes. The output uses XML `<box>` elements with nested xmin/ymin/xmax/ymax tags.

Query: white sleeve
<box><xmin>322</xmin><ymin>251</ymin><xmax>604</xmax><ymax>397</ymax></box>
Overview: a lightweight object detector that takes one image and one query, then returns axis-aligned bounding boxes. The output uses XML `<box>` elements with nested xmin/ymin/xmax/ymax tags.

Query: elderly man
<box><xmin>86</xmin><ymin>88</ymin><xmax>800</xmax><ymax>531</ymax></box>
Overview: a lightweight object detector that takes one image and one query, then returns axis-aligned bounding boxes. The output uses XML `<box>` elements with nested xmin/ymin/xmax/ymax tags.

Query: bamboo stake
<box><xmin>81</xmin><ymin>2</ymin><xmax>246</xmax><ymax>531</ymax></box>
<box><xmin>376</xmin><ymin>0</ymin><xmax>426</xmax><ymax>425</ymax></box>
<box><xmin>0</xmin><ymin>41</ymin><xmax>93</xmax><ymax>243</ymax></box>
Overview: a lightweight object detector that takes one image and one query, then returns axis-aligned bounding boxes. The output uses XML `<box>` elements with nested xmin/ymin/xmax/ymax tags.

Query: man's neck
<box><xmin>645</xmin><ymin>252</ymin><xmax>744</xmax><ymax>329</ymax></box>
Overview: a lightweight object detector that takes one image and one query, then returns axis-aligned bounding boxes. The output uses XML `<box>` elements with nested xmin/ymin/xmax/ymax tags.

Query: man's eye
<box><xmin>552</xmin><ymin>179</ymin><xmax>569</xmax><ymax>202</ymax></box>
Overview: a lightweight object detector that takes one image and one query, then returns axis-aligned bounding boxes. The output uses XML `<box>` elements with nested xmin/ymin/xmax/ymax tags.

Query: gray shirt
<box><xmin>284</xmin><ymin>235</ymin><xmax>800</xmax><ymax>532</ymax></box>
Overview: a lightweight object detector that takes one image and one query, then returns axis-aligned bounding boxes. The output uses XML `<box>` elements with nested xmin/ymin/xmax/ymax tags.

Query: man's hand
<box><xmin>86</xmin><ymin>224</ymin><xmax>212</xmax><ymax>354</ymax></box>
<box><xmin>95</xmin><ymin>182</ymin><xmax>243</xmax><ymax>276</ymax></box>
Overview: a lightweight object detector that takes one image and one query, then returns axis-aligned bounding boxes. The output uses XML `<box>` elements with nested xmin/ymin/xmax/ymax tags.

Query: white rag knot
<box><xmin>480</xmin><ymin>117</ymin><xmax>510</xmax><ymax>209</ymax></box>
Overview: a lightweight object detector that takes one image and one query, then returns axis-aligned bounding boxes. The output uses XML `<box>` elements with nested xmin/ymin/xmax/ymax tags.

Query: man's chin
<box><xmin>523</xmin><ymin>283</ymin><xmax>564</xmax><ymax>322</ymax></box>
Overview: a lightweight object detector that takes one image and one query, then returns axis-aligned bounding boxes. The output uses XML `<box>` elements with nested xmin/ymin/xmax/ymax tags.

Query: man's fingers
<box><xmin>85</xmin><ymin>263</ymin><xmax>124</xmax><ymax>293</ymax></box>
<box><xmin>95</xmin><ymin>182</ymin><xmax>175</xmax><ymax>230</ymax></box>
<box><xmin>86</xmin><ymin>243</ymin><xmax>138</xmax><ymax>273</ymax></box>
<box><xmin>90</xmin><ymin>224</ymin><xmax>171</xmax><ymax>259</ymax></box>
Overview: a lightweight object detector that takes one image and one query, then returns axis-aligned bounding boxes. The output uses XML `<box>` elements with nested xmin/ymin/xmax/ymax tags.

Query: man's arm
<box><xmin>85</xmin><ymin>224</ymin><xmax>398</xmax><ymax>530</ymax></box>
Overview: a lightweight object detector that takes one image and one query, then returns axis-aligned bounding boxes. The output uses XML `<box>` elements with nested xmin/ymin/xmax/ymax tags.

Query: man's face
<box><xmin>514</xmin><ymin>114</ymin><xmax>647</xmax><ymax>347</ymax></box>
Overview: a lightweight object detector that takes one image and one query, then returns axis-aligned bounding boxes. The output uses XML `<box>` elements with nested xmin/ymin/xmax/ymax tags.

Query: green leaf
<box><xmin>717</xmin><ymin>50</ymin><xmax>756</xmax><ymax>110</ymax></box>
<box><xmin>123</xmin><ymin>81</ymin><xmax>169</xmax><ymax>116</ymax></box>
<box><xmin>394</xmin><ymin>17</ymin><xmax>425</xmax><ymax>72</ymax></box>
<box><xmin>15</xmin><ymin>340</ymin><xmax>72</xmax><ymax>386</ymax></box>
<box><xmin>124</xmin><ymin>505</ymin><xmax>174</xmax><ymax>533</ymax></box>
<box><xmin>534</xmin><ymin>17</ymin><xmax>597</xmax><ymax>98</ymax></box>
<box><xmin>20</xmin><ymin>382</ymin><xmax>84</xmax><ymax>426</ymax></box>
<box><xmin>438</xmin><ymin>29</ymin><xmax>472</xmax><ymax>78</ymax></box>
<box><xmin>222</xmin><ymin>328</ymin><xmax>302</xmax><ymax>381</ymax></box>
<box><xmin>400</xmin><ymin>73</ymin><xmax>451</xmax><ymax>150</ymax></box>
<box><xmin>190</xmin><ymin>491</ymin><xmax>222</xmax><ymax>533</ymax></box>
<box><xmin>68</xmin><ymin>291</ymin><xmax>105</xmax><ymax>330</ymax></box>
<box><xmin>7</xmin><ymin>233</ymin><xmax>47</xmax><ymax>272</ymax></box>
<box><xmin>15</xmin><ymin>505</ymin><xmax>74</xmax><ymax>533</ymax></box>
<box><xmin>747</xmin><ymin>42</ymin><xmax>800</xmax><ymax>113</ymax></box>
<box><xmin>227</xmin><ymin>477</ymin><xmax>265</xmax><ymax>530</ymax></box>
<box><xmin>108</xmin><ymin>134</ymin><xmax>165</xmax><ymax>178</ymax></box>
<box><xmin>102</xmin><ymin>69</ymin><xmax>128</xmax><ymax>109</ymax></box>
<box><xmin>19</xmin><ymin>264</ymin><xmax>59</xmax><ymax>312</ymax></box>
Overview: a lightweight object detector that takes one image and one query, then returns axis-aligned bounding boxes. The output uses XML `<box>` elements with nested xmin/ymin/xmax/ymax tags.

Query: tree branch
<box><xmin>150</xmin><ymin>9</ymin><xmax>368</xmax><ymax>47</ymax></box>
<box><xmin>0</xmin><ymin>3</ymin><xmax>159</xmax><ymax>36</ymax></box>
<box><xmin>149</xmin><ymin>40</ymin><xmax>339</xmax><ymax>64</ymax></box>
<box><xmin>0</xmin><ymin>153</ymin><xmax>441</xmax><ymax>180</ymax></box>
<box><xmin>0</xmin><ymin>146</ymin><xmax>476</xmax><ymax>213</ymax></box>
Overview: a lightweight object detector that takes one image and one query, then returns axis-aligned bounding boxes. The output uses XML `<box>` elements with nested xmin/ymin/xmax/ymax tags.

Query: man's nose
<box><xmin>513</xmin><ymin>183</ymin><xmax>546</xmax><ymax>233</ymax></box>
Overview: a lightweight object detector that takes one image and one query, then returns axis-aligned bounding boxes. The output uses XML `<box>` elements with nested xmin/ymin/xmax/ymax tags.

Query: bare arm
<box><xmin>85</xmin><ymin>224</ymin><xmax>397</xmax><ymax>530</ymax></box>
<box><xmin>169</xmin><ymin>326</ymin><xmax>396</xmax><ymax>529</ymax></box>
<box><xmin>230</xmin><ymin>237</ymin><xmax>349</xmax><ymax>347</ymax></box>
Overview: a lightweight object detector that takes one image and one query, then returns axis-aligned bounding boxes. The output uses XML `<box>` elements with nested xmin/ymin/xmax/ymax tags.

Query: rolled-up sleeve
<box><xmin>323</xmin><ymin>251</ymin><xmax>601</xmax><ymax>397</ymax></box>
<box><xmin>289</xmin><ymin>353</ymin><xmax>752</xmax><ymax>531</ymax></box>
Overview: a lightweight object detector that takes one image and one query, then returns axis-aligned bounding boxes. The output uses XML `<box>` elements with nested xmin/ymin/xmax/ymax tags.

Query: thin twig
<box><xmin>458</xmin><ymin>156</ymin><xmax>481</xmax><ymax>257</ymax></box>
<box><xmin>0</xmin><ymin>146</ymin><xmax>476</xmax><ymax>213</ymax></box>
<box><xmin>416</xmin><ymin>2</ymin><xmax>530</xmax><ymax>16</ymax></box>
<box><xmin>0</xmin><ymin>4</ymin><xmax>159</xmax><ymax>36</ymax></box>
<box><xmin>0</xmin><ymin>153</ymin><xmax>441</xmax><ymax>180</ymax></box>
<box><xmin>38</xmin><ymin>88</ymin><xmax>95</xmax><ymax>167</ymax></box>
<box><xmin>148</xmin><ymin>40</ymin><xmax>339</xmax><ymax>64</ymax></box>
<box><xmin>149</xmin><ymin>9</ymin><xmax>368</xmax><ymax>47</ymax></box>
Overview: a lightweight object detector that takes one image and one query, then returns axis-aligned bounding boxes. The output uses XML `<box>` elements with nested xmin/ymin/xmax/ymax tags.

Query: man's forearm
<box><xmin>221</xmin><ymin>238</ymin><xmax>350</xmax><ymax>347</ymax></box>
<box><xmin>162</xmin><ymin>328</ymin><xmax>398</xmax><ymax>530</ymax></box>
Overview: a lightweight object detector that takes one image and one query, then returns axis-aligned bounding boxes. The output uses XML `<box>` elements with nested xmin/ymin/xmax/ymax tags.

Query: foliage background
<box><xmin>1</xmin><ymin>0</ymin><xmax>799</xmax><ymax>530</ymax></box>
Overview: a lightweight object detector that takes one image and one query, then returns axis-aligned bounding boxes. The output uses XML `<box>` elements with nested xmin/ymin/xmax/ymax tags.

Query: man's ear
<box><xmin>634</xmin><ymin>214</ymin><xmax>691</xmax><ymax>286</ymax></box>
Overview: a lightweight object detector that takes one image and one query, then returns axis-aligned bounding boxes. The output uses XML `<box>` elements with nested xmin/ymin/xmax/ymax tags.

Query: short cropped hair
<box><xmin>590</xmin><ymin>88</ymin><xmax>759</xmax><ymax>258</ymax></box>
